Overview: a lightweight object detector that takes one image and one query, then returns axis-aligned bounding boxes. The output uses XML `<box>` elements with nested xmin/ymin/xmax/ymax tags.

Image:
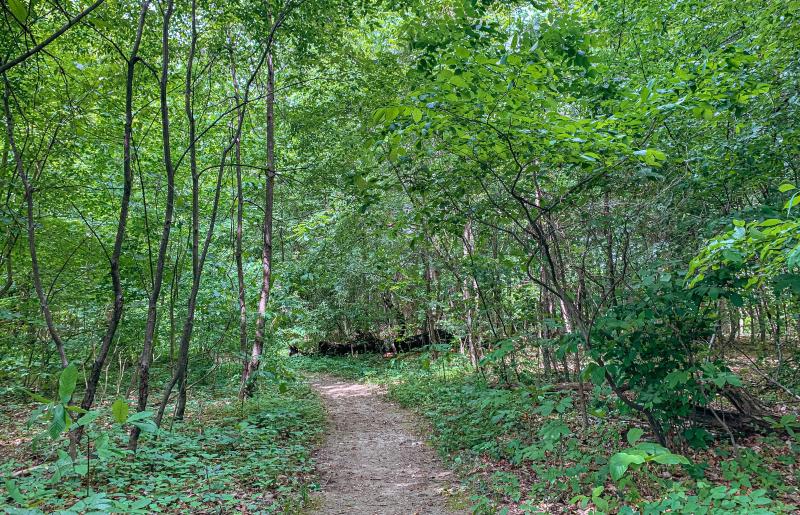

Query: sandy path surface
<box><xmin>309</xmin><ymin>375</ymin><xmax>466</xmax><ymax>515</ymax></box>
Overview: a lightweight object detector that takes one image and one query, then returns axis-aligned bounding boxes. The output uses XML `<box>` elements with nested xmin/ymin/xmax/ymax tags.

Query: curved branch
<box><xmin>0</xmin><ymin>0</ymin><xmax>106</xmax><ymax>75</ymax></box>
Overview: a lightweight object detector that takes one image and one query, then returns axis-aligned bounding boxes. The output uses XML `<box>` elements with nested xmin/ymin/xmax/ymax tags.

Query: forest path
<box><xmin>308</xmin><ymin>375</ymin><xmax>466</xmax><ymax>515</ymax></box>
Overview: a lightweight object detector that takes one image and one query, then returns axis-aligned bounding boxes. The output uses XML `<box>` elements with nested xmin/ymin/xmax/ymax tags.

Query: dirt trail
<box><xmin>309</xmin><ymin>375</ymin><xmax>466</xmax><ymax>515</ymax></box>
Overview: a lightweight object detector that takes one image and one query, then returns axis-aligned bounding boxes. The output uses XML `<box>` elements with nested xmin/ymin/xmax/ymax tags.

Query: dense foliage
<box><xmin>1</xmin><ymin>0</ymin><xmax>799</xmax><ymax>512</ymax></box>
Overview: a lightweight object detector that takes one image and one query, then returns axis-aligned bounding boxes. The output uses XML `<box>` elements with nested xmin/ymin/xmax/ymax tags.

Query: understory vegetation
<box><xmin>2</xmin><ymin>0</ymin><xmax>800</xmax><ymax>513</ymax></box>
<box><xmin>1</xmin><ymin>364</ymin><xmax>324</xmax><ymax>513</ymax></box>
<box><xmin>297</xmin><ymin>355</ymin><xmax>798</xmax><ymax>514</ymax></box>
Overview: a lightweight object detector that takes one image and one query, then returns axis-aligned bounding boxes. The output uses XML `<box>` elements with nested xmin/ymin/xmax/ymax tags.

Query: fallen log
<box><xmin>317</xmin><ymin>331</ymin><xmax>384</xmax><ymax>356</ymax></box>
<box><xmin>394</xmin><ymin>329</ymin><xmax>453</xmax><ymax>352</ymax></box>
<box><xmin>688</xmin><ymin>405</ymin><xmax>773</xmax><ymax>435</ymax></box>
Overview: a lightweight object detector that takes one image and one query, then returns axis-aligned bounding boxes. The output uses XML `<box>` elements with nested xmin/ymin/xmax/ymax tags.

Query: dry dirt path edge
<box><xmin>308</xmin><ymin>374</ymin><xmax>468</xmax><ymax>515</ymax></box>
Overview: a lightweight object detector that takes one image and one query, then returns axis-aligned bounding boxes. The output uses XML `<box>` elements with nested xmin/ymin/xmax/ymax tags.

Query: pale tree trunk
<box><xmin>539</xmin><ymin>269</ymin><xmax>553</xmax><ymax>377</ymax></box>
<box><xmin>553</xmin><ymin>223</ymin><xmax>572</xmax><ymax>380</ymax></box>
<box><xmin>240</xmin><ymin>36</ymin><xmax>276</xmax><ymax>399</ymax></box>
<box><xmin>461</xmin><ymin>220</ymin><xmax>479</xmax><ymax>368</ymax></box>
<box><xmin>230</xmin><ymin>40</ymin><xmax>248</xmax><ymax>365</ymax></box>
<box><xmin>236</xmin><ymin>0</ymin><xmax>295</xmax><ymax>397</ymax></box>
<box><xmin>603</xmin><ymin>190</ymin><xmax>616</xmax><ymax>304</ymax></box>
<box><xmin>423</xmin><ymin>247</ymin><xmax>437</xmax><ymax>343</ymax></box>
<box><xmin>534</xmin><ymin>190</ymin><xmax>553</xmax><ymax>377</ymax></box>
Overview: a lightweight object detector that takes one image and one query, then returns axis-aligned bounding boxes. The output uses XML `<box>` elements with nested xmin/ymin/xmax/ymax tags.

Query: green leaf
<box><xmin>665</xmin><ymin>369</ymin><xmax>689</xmax><ymax>388</ymax></box>
<box><xmin>634</xmin><ymin>442</ymin><xmax>670</xmax><ymax>454</ymax></box>
<box><xmin>784</xmin><ymin>193</ymin><xmax>800</xmax><ymax>214</ymax></box>
<box><xmin>411</xmin><ymin>108</ymin><xmax>423</xmax><ymax>123</ymax></box>
<box><xmin>132</xmin><ymin>420</ymin><xmax>158</xmax><ymax>433</ymax></box>
<box><xmin>26</xmin><ymin>390</ymin><xmax>53</xmax><ymax>404</ymax></box>
<box><xmin>8</xmin><ymin>0</ymin><xmax>28</xmax><ymax>24</ymax></box>
<box><xmin>722</xmin><ymin>249</ymin><xmax>743</xmax><ymax>264</ymax></box>
<box><xmin>651</xmin><ymin>453</ymin><xmax>689</xmax><ymax>465</ymax></box>
<box><xmin>111</xmin><ymin>398</ymin><xmax>129</xmax><ymax>424</ymax></box>
<box><xmin>609</xmin><ymin>452</ymin><xmax>645</xmax><ymax>481</ymax></box>
<box><xmin>76</xmin><ymin>410</ymin><xmax>101</xmax><ymax>427</ymax></box>
<box><xmin>4</xmin><ymin>479</ymin><xmax>26</xmax><ymax>504</ymax></box>
<box><xmin>538</xmin><ymin>420</ymin><xmax>570</xmax><ymax>440</ymax></box>
<box><xmin>449</xmin><ymin>75</ymin><xmax>468</xmax><ymax>88</ymax></box>
<box><xmin>778</xmin><ymin>183</ymin><xmax>796</xmax><ymax>193</ymax></box>
<box><xmin>590</xmin><ymin>364</ymin><xmax>606</xmax><ymax>385</ymax></box>
<box><xmin>94</xmin><ymin>432</ymin><xmax>109</xmax><ymax>451</ymax></box>
<box><xmin>126</xmin><ymin>410</ymin><xmax>154</xmax><ymax>423</ymax></box>
<box><xmin>626</xmin><ymin>427</ymin><xmax>644</xmax><ymax>445</ymax></box>
<box><xmin>49</xmin><ymin>404</ymin><xmax>67</xmax><ymax>439</ymax></box>
<box><xmin>58</xmin><ymin>364</ymin><xmax>78</xmax><ymax>404</ymax></box>
<box><xmin>131</xmin><ymin>498</ymin><xmax>153</xmax><ymax>510</ymax></box>
<box><xmin>384</xmin><ymin>107</ymin><xmax>400</xmax><ymax>123</ymax></box>
<box><xmin>371</xmin><ymin>108</ymin><xmax>385</xmax><ymax>124</ymax></box>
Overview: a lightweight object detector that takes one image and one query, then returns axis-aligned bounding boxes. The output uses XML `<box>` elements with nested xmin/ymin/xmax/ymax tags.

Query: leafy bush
<box><xmin>589</xmin><ymin>274</ymin><xmax>740</xmax><ymax>437</ymax></box>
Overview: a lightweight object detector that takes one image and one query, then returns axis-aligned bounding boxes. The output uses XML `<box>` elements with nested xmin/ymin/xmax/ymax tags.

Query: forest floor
<box><xmin>2</xmin><ymin>354</ymin><xmax>797</xmax><ymax>513</ymax></box>
<box><xmin>0</xmin><ymin>373</ymin><xmax>326</xmax><ymax>513</ymax></box>
<box><xmin>295</xmin><ymin>355</ymin><xmax>800</xmax><ymax>514</ymax></box>
<box><xmin>309</xmin><ymin>374</ymin><xmax>467</xmax><ymax>515</ymax></box>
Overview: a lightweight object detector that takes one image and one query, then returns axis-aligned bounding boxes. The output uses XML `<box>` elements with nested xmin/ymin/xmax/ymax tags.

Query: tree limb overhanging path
<box><xmin>309</xmin><ymin>375</ymin><xmax>466</xmax><ymax>515</ymax></box>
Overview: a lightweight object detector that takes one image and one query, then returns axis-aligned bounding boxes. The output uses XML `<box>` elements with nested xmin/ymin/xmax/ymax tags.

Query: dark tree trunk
<box><xmin>2</xmin><ymin>75</ymin><xmax>68</xmax><ymax>369</ymax></box>
<box><xmin>77</xmin><ymin>0</ymin><xmax>150</xmax><ymax>422</ymax></box>
<box><xmin>155</xmin><ymin>1</ymin><xmax>260</xmax><ymax>424</ymax></box>
<box><xmin>130</xmin><ymin>0</ymin><xmax>176</xmax><ymax>451</ymax></box>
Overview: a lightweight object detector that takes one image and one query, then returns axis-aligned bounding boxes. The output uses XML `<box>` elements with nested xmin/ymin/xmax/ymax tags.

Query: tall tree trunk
<box><xmin>69</xmin><ymin>0</ymin><xmax>151</xmax><ymax>452</ymax></box>
<box><xmin>171</xmin><ymin>0</ymin><xmax>199</xmax><ymax>422</ymax></box>
<box><xmin>240</xmin><ymin>40</ymin><xmax>275</xmax><ymax>399</ymax></box>
<box><xmin>155</xmin><ymin>2</ymin><xmax>261</xmax><ymax>424</ymax></box>
<box><xmin>538</xmin><ymin>265</ymin><xmax>553</xmax><ymax>376</ymax></box>
<box><xmin>230</xmin><ymin>40</ymin><xmax>248</xmax><ymax>367</ymax></box>
<box><xmin>423</xmin><ymin>246</ymin><xmax>436</xmax><ymax>343</ymax></box>
<box><xmin>461</xmin><ymin>220</ymin><xmax>479</xmax><ymax>368</ymax></box>
<box><xmin>130</xmin><ymin>0</ymin><xmax>176</xmax><ymax>451</ymax></box>
<box><xmin>0</xmin><ymin>230</ymin><xmax>16</xmax><ymax>297</ymax></box>
<box><xmin>757</xmin><ymin>297</ymin><xmax>767</xmax><ymax>344</ymax></box>
<box><xmin>603</xmin><ymin>190</ymin><xmax>616</xmax><ymax>305</ymax></box>
<box><xmin>168</xmin><ymin>248</ymin><xmax>181</xmax><ymax>367</ymax></box>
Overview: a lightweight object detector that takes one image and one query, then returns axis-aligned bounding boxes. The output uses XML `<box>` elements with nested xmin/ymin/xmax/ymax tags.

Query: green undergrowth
<box><xmin>293</xmin><ymin>354</ymin><xmax>798</xmax><ymax>514</ymax></box>
<box><xmin>1</xmin><ymin>376</ymin><xmax>325</xmax><ymax>514</ymax></box>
